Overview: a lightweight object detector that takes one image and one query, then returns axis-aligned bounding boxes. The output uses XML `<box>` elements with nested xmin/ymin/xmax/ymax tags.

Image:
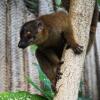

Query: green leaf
<box><xmin>27</xmin><ymin>77</ymin><xmax>44</xmax><ymax>93</ymax></box>
<box><xmin>55</xmin><ymin>0</ymin><xmax>62</xmax><ymax>6</ymax></box>
<box><xmin>0</xmin><ymin>91</ymin><xmax>47</xmax><ymax>100</ymax></box>
<box><xmin>78</xmin><ymin>81</ymin><xmax>92</xmax><ymax>100</ymax></box>
<box><xmin>35</xmin><ymin>63</ymin><xmax>52</xmax><ymax>90</ymax></box>
<box><xmin>23</xmin><ymin>0</ymin><xmax>39</xmax><ymax>16</ymax></box>
<box><xmin>54</xmin><ymin>0</ymin><xmax>63</xmax><ymax>10</ymax></box>
<box><xmin>33</xmin><ymin>63</ymin><xmax>55</xmax><ymax>99</ymax></box>
<box><xmin>98</xmin><ymin>0</ymin><xmax>100</xmax><ymax>4</ymax></box>
<box><xmin>27</xmin><ymin>77</ymin><xmax>53</xmax><ymax>100</ymax></box>
<box><xmin>31</xmin><ymin>45</ymin><xmax>38</xmax><ymax>53</ymax></box>
<box><xmin>27</xmin><ymin>63</ymin><xmax>55</xmax><ymax>100</ymax></box>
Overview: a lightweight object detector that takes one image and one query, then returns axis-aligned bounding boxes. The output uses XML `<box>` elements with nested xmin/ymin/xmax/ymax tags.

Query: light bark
<box><xmin>0</xmin><ymin>0</ymin><xmax>7</xmax><ymax>91</ymax></box>
<box><xmin>54</xmin><ymin>0</ymin><xmax>95</xmax><ymax>100</ymax></box>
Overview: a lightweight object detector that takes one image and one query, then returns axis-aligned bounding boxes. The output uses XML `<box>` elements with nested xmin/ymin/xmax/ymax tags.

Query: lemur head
<box><xmin>18</xmin><ymin>19</ymin><xmax>48</xmax><ymax>49</ymax></box>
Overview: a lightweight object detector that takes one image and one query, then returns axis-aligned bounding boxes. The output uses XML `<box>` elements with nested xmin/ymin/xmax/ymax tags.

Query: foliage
<box><xmin>0</xmin><ymin>62</ymin><xmax>55</xmax><ymax>100</ymax></box>
<box><xmin>78</xmin><ymin>81</ymin><xmax>92</xmax><ymax>100</ymax></box>
<box><xmin>0</xmin><ymin>91</ymin><xmax>47</xmax><ymax>100</ymax></box>
<box><xmin>55</xmin><ymin>0</ymin><xmax>62</xmax><ymax>6</ymax></box>
<box><xmin>23</xmin><ymin>0</ymin><xmax>39</xmax><ymax>16</ymax></box>
<box><xmin>98</xmin><ymin>0</ymin><xmax>100</xmax><ymax>5</ymax></box>
<box><xmin>0</xmin><ymin>51</ymin><xmax>55</xmax><ymax>100</ymax></box>
<box><xmin>27</xmin><ymin>63</ymin><xmax>55</xmax><ymax>100</ymax></box>
<box><xmin>31</xmin><ymin>45</ymin><xmax>38</xmax><ymax>53</ymax></box>
<box><xmin>54</xmin><ymin>0</ymin><xmax>62</xmax><ymax>9</ymax></box>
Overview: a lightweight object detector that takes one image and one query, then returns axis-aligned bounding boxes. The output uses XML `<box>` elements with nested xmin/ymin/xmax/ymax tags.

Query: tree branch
<box><xmin>54</xmin><ymin>0</ymin><xmax>95</xmax><ymax>100</ymax></box>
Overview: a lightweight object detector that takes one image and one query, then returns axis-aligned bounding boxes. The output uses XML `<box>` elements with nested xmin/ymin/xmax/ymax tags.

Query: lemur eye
<box><xmin>27</xmin><ymin>31</ymin><xmax>31</xmax><ymax>35</ymax></box>
<box><xmin>25</xmin><ymin>32</ymin><xmax>31</xmax><ymax>39</ymax></box>
<box><xmin>27</xmin><ymin>34</ymin><xmax>32</xmax><ymax>39</ymax></box>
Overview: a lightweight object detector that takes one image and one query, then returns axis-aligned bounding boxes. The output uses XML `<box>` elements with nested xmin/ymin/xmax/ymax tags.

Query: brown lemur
<box><xmin>18</xmin><ymin>10</ymin><xmax>83</xmax><ymax>86</ymax></box>
<box><xmin>18</xmin><ymin>0</ymin><xmax>99</xmax><ymax>89</ymax></box>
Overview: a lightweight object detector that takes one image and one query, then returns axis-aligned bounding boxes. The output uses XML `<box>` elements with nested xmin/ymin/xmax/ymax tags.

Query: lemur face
<box><xmin>18</xmin><ymin>19</ymin><xmax>45</xmax><ymax>49</ymax></box>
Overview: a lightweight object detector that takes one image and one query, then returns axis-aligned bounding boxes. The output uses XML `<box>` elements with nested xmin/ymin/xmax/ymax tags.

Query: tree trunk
<box><xmin>0</xmin><ymin>0</ymin><xmax>7</xmax><ymax>91</ymax></box>
<box><xmin>54</xmin><ymin>0</ymin><xmax>95</xmax><ymax>100</ymax></box>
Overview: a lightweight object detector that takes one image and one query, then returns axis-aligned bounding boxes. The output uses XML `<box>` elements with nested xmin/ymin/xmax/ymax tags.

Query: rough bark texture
<box><xmin>39</xmin><ymin>0</ymin><xmax>54</xmax><ymax>16</ymax></box>
<box><xmin>0</xmin><ymin>0</ymin><xmax>53</xmax><ymax>93</ymax></box>
<box><xmin>0</xmin><ymin>0</ymin><xmax>7</xmax><ymax>91</ymax></box>
<box><xmin>54</xmin><ymin>0</ymin><xmax>95</xmax><ymax>100</ymax></box>
<box><xmin>0</xmin><ymin>0</ymin><xmax>40</xmax><ymax>93</ymax></box>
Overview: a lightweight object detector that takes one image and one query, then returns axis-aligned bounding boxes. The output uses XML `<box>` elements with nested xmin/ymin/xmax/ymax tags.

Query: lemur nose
<box><xmin>18</xmin><ymin>41</ymin><xmax>27</xmax><ymax>49</ymax></box>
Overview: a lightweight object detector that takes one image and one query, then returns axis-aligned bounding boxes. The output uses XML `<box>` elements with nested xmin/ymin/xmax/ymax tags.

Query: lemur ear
<box><xmin>37</xmin><ymin>20</ymin><xmax>44</xmax><ymax>32</ymax></box>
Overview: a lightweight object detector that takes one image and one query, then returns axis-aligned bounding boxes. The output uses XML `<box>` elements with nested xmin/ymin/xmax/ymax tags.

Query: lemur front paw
<box><xmin>56</xmin><ymin>72</ymin><xmax>63</xmax><ymax>80</ymax></box>
<box><xmin>56</xmin><ymin>66</ymin><xmax>63</xmax><ymax>81</ymax></box>
<box><xmin>58</xmin><ymin>61</ymin><xmax>64</xmax><ymax>65</ymax></box>
<box><xmin>73</xmin><ymin>44</ymin><xmax>83</xmax><ymax>54</ymax></box>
